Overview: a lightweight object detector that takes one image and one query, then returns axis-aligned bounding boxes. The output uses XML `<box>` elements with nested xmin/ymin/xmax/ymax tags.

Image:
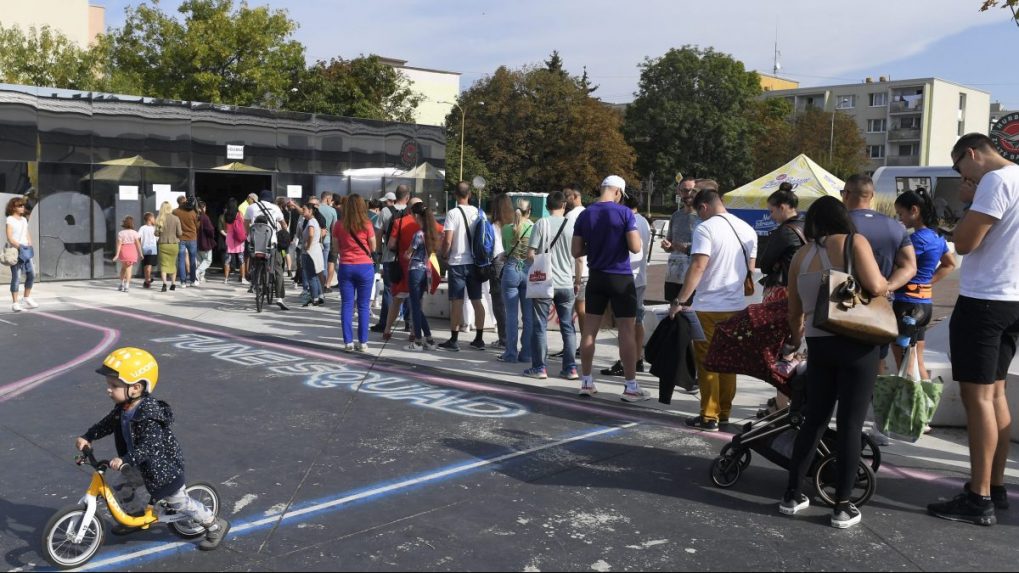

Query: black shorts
<box><xmin>893</xmin><ymin>301</ymin><xmax>934</xmax><ymax>342</ymax></box>
<box><xmin>142</xmin><ymin>254</ymin><xmax>158</xmax><ymax>267</ymax></box>
<box><xmin>585</xmin><ymin>270</ymin><xmax>637</xmax><ymax>319</ymax></box>
<box><xmin>949</xmin><ymin>296</ymin><xmax>1019</xmax><ymax>384</ymax></box>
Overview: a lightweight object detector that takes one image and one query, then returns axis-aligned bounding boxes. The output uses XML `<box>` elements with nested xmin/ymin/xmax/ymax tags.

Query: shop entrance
<box><xmin>194</xmin><ymin>171</ymin><xmax>273</xmax><ymax>268</ymax></box>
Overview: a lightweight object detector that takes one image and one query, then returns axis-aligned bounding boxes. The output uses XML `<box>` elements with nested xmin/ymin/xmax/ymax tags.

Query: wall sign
<box><xmin>991</xmin><ymin>112</ymin><xmax>1019</xmax><ymax>162</ymax></box>
<box><xmin>227</xmin><ymin>144</ymin><xmax>245</xmax><ymax>160</ymax></box>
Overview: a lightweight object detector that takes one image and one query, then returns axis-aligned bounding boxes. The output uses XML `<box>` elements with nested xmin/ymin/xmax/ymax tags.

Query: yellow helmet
<box><xmin>96</xmin><ymin>347</ymin><xmax>159</xmax><ymax>395</ymax></box>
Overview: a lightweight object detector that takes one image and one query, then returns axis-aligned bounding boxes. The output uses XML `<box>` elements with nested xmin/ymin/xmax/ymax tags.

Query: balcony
<box><xmin>885</xmin><ymin>155</ymin><xmax>921</xmax><ymax>166</ymax></box>
<box><xmin>888</xmin><ymin>127</ymin><xmax>922</xmax><ymax>141</ymax></box>
<box><xmin>890</xmin><ymin>100</ymin><xmax>924</xmax><ymax>114</ymax></box>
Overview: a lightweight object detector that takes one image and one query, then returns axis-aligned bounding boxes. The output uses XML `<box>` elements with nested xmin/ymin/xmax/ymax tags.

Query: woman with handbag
<box><xmin>5</xmin><ymin>197</ymin><xmax>38</xmax><ymax>312</ymax></box>
<box><xmin>333</xmin><ymin>194</ymin><xmax>377</xmax><ymax>351</ymax></box>
<box><xmin>780</xmin><ymin>196</ymin><xmax>889</xmax><ymax>529</ymax></box>
<box><xmin>498</xmin><ymin>199</ymin><xmax>535</xmax><ymax>364</ymax></box>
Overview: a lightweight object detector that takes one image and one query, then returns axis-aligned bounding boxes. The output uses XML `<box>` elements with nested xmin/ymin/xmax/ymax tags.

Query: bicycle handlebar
<box><xmin>76</xmin><ymin>445</ymin><xmax>112</xmax><ymax>472</ymax></box>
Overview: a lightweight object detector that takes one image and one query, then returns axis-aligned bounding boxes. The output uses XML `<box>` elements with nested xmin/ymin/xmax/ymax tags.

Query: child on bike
<box><xmin>75</xmin><ymin>347</ymin><xmax>230</xmax><ymax>551</ymax></box>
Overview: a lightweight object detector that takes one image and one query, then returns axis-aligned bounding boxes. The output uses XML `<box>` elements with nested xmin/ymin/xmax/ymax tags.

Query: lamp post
<box><xmin>439</xmin><ymin>100</ymin><xmax>484</xmax><ymax>184</ymax></box>
<box><xmin>830</xmin><ymin>96</ymin><xmax>850</xmax><ymax>164</ymax></box>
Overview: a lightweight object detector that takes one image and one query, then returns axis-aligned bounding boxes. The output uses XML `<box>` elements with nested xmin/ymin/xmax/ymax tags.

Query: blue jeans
<box><xmin>10</xmin><ymin>246</ymin><xmax>34</xmax><ymax>293</ymax></box>
<box><xmin>531</xmin><ymin>288</ymin><xmax>577</xmax><ymax>373</ymax></box>
<box><xmin>177</xmin><ymin>239</ymin><xmax>198</xmax><ymax>283</ymax></box>
<box><xmin>408</xmin><ymin>267</ymin><xmax>432</xmax><ymax>340</ymax></box>
<box><xmin>301</xmin><ymin>253</ymin><xmax>322</xmax><ymax>300</ymax></box>
<box><xmin>378</xmin><ymin>261</ymin><xmax>406</xmax><ymax>324</ymax></box>
<box><xmin>339</xmin><ymin>263</ymin><xmax>374</xmax><ymax>344</ymax></box>
<box><xmin>500</xmin><ymin>259</ymin><xmax>533</xmax><ymax>362</ymax></box>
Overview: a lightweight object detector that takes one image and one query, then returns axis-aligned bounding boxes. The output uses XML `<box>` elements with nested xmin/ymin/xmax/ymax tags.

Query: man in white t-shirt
<box><xmin>669</xmin><ymin>187</ymin><xmax>757</xmax><ymax>432</ymax></box>
<box><xmin>928</xmin><ymin>133</ymin><xmax>1019</xmax><ymax>526</ymax></box>
<box><xmin>243</xmin><ymin>190</ymin><xmax>289</xmax><ymax>310</ymax></box>
<box><xmin>439</xmin><ymin>181</ymin><xmax>486</xmax><ymax>352</ymax></box>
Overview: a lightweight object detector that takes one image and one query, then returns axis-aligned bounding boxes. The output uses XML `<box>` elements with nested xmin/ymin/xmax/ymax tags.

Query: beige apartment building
<box><xmin>764</xmin><ymin>77</ymin><xmax>991</xmax><ymax>174</ymax></box>
<box><xmin>379</xmin><ymin>58</ymin><xmax>460</xmax><ymax>127</ymax></box>
<box><xmin>0</xmin><ymin>0</ymin><xmax>105</xmax><ymax>47</ymax></box>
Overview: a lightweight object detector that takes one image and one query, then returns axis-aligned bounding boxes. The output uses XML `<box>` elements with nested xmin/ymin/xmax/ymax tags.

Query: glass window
<box><xmin>37</xmin><ymin>89</ymin><xmax>93</xmax><ymax>164</ymax></box>
<box><xmin>836</xmin><ymin>95</ymin><xmax>855</xmax><ymax>109</ymax></box>
<box><xmin>0</xmin><ymin>85</ymin><xmax>39</xmax><ymax>161</ymax></box>
<box><xmin>867</xmin><ymin>119</ymin><xmax>886</xmax><ymax>133</ymax></box>
<box><xmin>869</xmin><ymin>145</ymin><xmax>885</xmax><ymax>159</ymax></box>
<box><xmin>91</xmin><ymin>94</ymin><xmax>148</xmax><ymax>164</ymax></box>
<box><xmin>91</xmin><ymin>164</ymin><xmax>143</xmax><ymax>278</ymax></box>
<box><xmin>37</xmin><ymin>163</ymin><xmax>100</xmax><ymax>280</ymax></box>
<box><xmin>869</xmin><ymin>92</ymin><xmax>887</xmax><ymax>107</ymax></box>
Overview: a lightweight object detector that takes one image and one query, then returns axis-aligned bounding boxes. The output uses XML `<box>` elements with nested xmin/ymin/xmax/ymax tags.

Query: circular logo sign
<box><xmin>991</xmin><ymin>112</ymin><xmax>1019</xmax><ymax>162</ymax></box>
<box><xmin>400</xmin><ymin>139</ymin><xmax>419</xmax><ymax>169</ymax></box>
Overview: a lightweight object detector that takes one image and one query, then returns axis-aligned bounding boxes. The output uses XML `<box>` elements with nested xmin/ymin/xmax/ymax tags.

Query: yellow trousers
<box><xmin>694</xmin><ymin>311</ymin><xmax>738</xmax><ymax>422</ymax></box>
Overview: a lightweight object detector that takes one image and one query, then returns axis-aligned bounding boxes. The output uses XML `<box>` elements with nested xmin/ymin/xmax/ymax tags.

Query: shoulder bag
<box><xmin>718</xmin><ymin>215</ymin><xmax>755</xmax><ymax>296</ymax></box>
<box><xmin>526</xmin><ymin>219</ymin><xmax>569</xmax><ymax>299</ymax></box>
<box><xmin>813</xmin><ymin>233</ymin><xmax>898</xmax><ymax>345</ymax></box>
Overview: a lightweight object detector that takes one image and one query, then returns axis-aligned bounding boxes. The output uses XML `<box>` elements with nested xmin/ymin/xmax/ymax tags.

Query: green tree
<box><xmin>746</xmin><ymin>97</ymin><xmax>794</xmax><ymax>178</ymax></box>
<box><xmin>97</xmin><ymin>0</ymin><xmax>305</xmax><ymax>106</ymax></box>
<box><xmin>786</xmin><ymin>107</ymin><xmax>868</xmax><ymax>180</ymax></box>
<box><xmin>623</xmin><ymin>46</ymin><xmax>763</xmax><ymax>192</ymax></box>
<box><xmin>285</xmin><ymin>55</ymin><xmax>422</xmax><ymax>122</ymax></box>
<box><xmin>981</xmin><ymin>0</ymin><xmax>1019</xmax><ymax>25</ymax></box>
<box><xmin>444</xmin><ymin>137</ymin><xmax>494</xmax><ymax>193</ymax></box>
<box><xmin>451</xmin><ymin>56</ymin><xmax>636</xmax><ymax>195</ymax></box>
<box><xmin>0</xmin><ymin>24</ymin><xmax>105</xmax><ymax>90</ymax></box>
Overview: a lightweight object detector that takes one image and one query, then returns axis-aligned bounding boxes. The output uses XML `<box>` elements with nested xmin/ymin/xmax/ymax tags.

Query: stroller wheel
<box><xmin>720</xmin><ymin>443</ymin><xmax>752</xmax><ymax>471</ymax></box>
<box><xmin>710</xmin><ymin>455</ymin><xmax>742</xmax><ymax>488</ymax></box>
<box><xmin>813</xmin><ymin>455</ymin><xmax>877</xmax><ymax>507</ymax></box>
<box><xmin>860</xmin><ymin>433</ymin><xmax>882</xmax><ymax>472</ymax></box>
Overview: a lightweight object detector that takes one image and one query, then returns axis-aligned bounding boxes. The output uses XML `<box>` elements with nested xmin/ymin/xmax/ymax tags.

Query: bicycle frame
<box><xmin>73</xmin><ymin>471</ymin><xmax>157</xmax><ymax>544</ymax></box>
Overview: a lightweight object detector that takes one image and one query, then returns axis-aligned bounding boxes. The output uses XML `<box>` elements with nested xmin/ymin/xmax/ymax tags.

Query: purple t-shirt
<box><xmin>574</xmin><ymin>201</ymin><xmax>638</xmax><ymax>275</ymax></box>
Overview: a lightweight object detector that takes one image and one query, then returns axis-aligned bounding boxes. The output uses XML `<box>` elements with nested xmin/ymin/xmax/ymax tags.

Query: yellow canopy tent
<box><xmin>725</xmin><ymin>154</ymin><xmax>844</xmax><ymax>235</ymax></box>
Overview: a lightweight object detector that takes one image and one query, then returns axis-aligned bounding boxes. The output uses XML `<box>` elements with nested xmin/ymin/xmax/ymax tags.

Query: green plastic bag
<box><xmin>872</xmin><ymin>346</ymin><xmax>944</xmax><ymax>442</ymax></box>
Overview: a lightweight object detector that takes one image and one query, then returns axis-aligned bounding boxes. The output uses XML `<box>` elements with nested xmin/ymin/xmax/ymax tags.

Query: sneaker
<box><xmin>169</xmin><ymin>284</ymin><xmax>176</xmax><ymax>291</ymax></box>
<box><xmin>439</xmin><ymin>339</ymin><xmax>460</xmax><ymax>352</ymax></box>
<box><xmin>23</xmin><ymin>298</ymin><xmax>40</xmax><ymax>308</ymax></box>
<box><xmin>831</xmin><ymin>502</ymin><xmax>862</xmax><ymax>529</ymax></box>
<box><xmin>965</xmin><ymin>482</ymin><xmax>1010</xmax><ymax>510</ymax></box>
<box><xmin>354</xmin><ymin>342</ymin><xmax>367</xmax><ymax>352</ymax></box>
<box><xmin>869</xmin><ymin>427</ymin><xmax>892</xmax><ymax>447</ymax></box>
<box><xmin>198</xmin><ymin>517</ymin><xmax>231</xmax><ymax>551</ymax></box>
<box><xmin>621</xmin><ymin>389</ymin><xmax>652</xmax><ymax>402</ymax></box>
<box><xmin>578</xmin><ymin>383</ymin><xmax>598</xmax><ymax>397</ymax></box>
<box><xmin>676</xmin><ymin>385</ymin><xmax>699</xmax><ymax>395</ymax></box>
<box><xmin>344</xmin><ymin>343</ymin><xmax>355</xmax><ymax>352</ymax></box>
<box><xmin>560</xmin><ymin>367</ymin><xmax>580</xmax><ymax>380</ymax></box>
<box><xmin>143</xmin><ymin>281</ymin><xmax>151</xmax><ymax>289</ymax></box>
<box><xmin>405</xmin><ymin>342</ymin><xmax>424</xmax><ymax>352</ymax></box>
<box><xmin>161</xmin><ymin>283</ymin><xmax>168</xmax><ymax>292</ymax></box>
<box><xmin>180</xmin><ymin>282</ymin><xmax>188</xmax><ymax>289</ymax></box>
<box><xmin>241</xmin><ymin>279</ymin><xmax>250</xmax><ymax>286</ymax></box>
<box><xmin>469</xmin><ymin>339</ymin><xmax>486</xmax><ymax>351</ymax></box>
<box><xmin>496</xmin><ymin>353</ymin><xmax>517</xmax><ymax>362</ymax></box>
<box><xmin>312</xmin><ymin>298</ymin><xmax>324</xmax><ymax>306</ymax></box>
<box><xmin>423</xmin><ymin>339</ymin><xmax>438</xmax><ymax>351</ymax></box>
<box><xmin>601</xmin><ymin>360</ymin><xmax>625</xmax><ymax>377</ymax></box>
<box><xmin>370</xmin><ymin>323</ymin><xmax>386</xmax><ymax>333</ymax></box>
<box><xmin>685</xmin><ymin>416</ymin><xmax>719</xmax><ymax>432</ymax></box>
<box><xmin>11</xmin><ymin>302</ymin><xmax>23</xmax><ymax>312</ymax></box>
<box><xmin>523</xmin><ymin>367</ymin><xmax>548</xmax><ymax>380</ymax></box>
<box><xmin>118</xmin><ymin>284</ymin><xmax>125</xmax><ymax>292</ymax></box>
<box><xmin>491</xmin><ymin>340</ymin><xmax>507</xmax><ymax>350</ymax></box>
<box><xmin>928</xmin><ymin>492</ymin><xmax>997</xmax><ymax>526</ymax></box>
<box><xmin>274</xmin><ymin>298</ymin><xmax>290</xmax><ymax>311</ymax></box>
<box><xmin>779</xmin><ymin>491</ymin><xmax>810</xmax><ymax>515</ymax></box>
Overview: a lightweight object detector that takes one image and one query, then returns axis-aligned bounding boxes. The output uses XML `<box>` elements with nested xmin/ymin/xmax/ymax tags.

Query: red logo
<box><xmin>400</xmin><ymin>139</ymin><xmax>419</xmax><ymax>168</ymax></box>
<box><xmin>529</xmin><ymin>271</ymin><xmax>547</xmax><ymax>282</ymax></box>
<box><xmin>991</xmin><ymin>112</ymin><xmax>1019</xmax><ymax>162</ymax></box>
<box><xmin>776</xmin><ymin>173</ymin><xmax>788</xmax><ymax>181</ymax></box>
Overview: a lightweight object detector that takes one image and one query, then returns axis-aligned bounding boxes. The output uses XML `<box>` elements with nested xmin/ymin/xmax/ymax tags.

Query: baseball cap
<box><xmin>259</xmin><ymin>190</ymin><xmax>273</xmax><ymax>202</ymax></box>
<box><xmin>383</xmin><ymin>192</ymin><xmax>397</xmax><ymax>202</ymax></box>
<box><xmin>601</xmin><ymin>175</ymin><xmax>627</xmax><ymax>197</ymax></box>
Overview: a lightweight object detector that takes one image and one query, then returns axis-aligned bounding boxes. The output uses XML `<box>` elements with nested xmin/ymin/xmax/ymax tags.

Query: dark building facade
<box><xmin>0</xmin><ymin>83</ymin><xmax>445</xmax><ymax>281</ymax></box>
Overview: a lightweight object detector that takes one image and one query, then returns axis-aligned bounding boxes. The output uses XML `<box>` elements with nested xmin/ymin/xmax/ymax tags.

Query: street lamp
<box><xmin>439</xmin><ymin>100</ymin><xmax>484</xmax><ymax>183</ymax></box>
<box><xmin>830</xmin><ymin>96</ymin><xmax>850</xmax><ymax>164</ymax></box>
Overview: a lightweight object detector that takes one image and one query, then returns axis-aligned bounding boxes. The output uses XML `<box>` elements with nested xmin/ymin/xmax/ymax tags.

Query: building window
<box><xmin>836</xmin><ymin>95</ymin><xmax>855</xmax><ymax>109</ymax></box>
<box><xmin>898</xmin><ymin>144</ymin><xmax>919</xmax><ymax>157</ymax></box>
<box><xmin>958</xmin><ymin>120</ymin><xmax>965</xmax><ymax>136</ymax></box>
<box><xmin>959</xmin><ymin>93</ymin><xmax>967</xmax><ymax>111</ymax></box>
<box><xmin>899</xmin><ymin>116</ymin><xmax>921</xmax><ymax>129</ymax></box>
<box><xmin>869</xmin><ymin>92</ymin><xmax>887</xmax><ymax>107</ymax></box>
<box><xmin>869</xmin><ymin>145</ymin><xmax>886</xmax><ymax>159</ymax></box>
<box><xmin>867</xmin><ymin>119</ymin><xmax>887</xmax><ymax>133</ymax></box>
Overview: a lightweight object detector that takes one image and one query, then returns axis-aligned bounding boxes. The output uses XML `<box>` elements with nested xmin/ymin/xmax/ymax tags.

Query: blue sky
<box><xmin>100</xmin><ymin>0</ymin><xmax>1019</xmax><ymax>109</ymax></box>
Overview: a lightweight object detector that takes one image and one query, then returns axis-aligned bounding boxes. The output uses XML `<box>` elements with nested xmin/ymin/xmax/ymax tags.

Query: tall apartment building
<box><xmin>379</xmin><ymin>57</ymin><xmax>460</xmax><ymax>127</ymax></box>
<box><xmin>763</xmin><ymin>77</ymin><xmax>991</xmax><ymax>174</ymax></box>
<box><xmin>0</xmin><ymin>0</ymin><xmax>105</xmax><ymax>47</ymax></box>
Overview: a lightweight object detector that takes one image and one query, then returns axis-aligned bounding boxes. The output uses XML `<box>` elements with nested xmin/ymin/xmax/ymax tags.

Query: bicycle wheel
<box><xmin>814</xmin><ymin>455</ymin><xmax>877</xmax><ymax>507</ymax></box>
<box><xmin>41</xmin><ymin>504</ymin><xmax>105</xmax><ymax>570</ymax></box>
<box><xmin>169</xmin><ymin>482</ymin><xmax>221</xmax><ymax>538</ymax></box>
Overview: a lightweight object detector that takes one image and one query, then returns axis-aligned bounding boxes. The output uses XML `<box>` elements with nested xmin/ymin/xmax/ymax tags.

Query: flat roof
<box><xmin>766</xmin><ymin>77</ymin><xmax>990</xmax><ymax>97</ymax></box>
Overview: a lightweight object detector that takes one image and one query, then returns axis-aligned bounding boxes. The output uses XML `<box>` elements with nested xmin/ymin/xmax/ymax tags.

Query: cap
<box><xmin>259</xmin><ymin>190</ymin><xmax>273</xmax><ymax>202</ymax></box>
<box><xmin>383</xmin><ymin>192</ymin><xmax>397</xmax><ymax>202</ymax></box>
<box><xmin>601</xmin><ymin>175</ymin><xmax>627</xmax><ymax>197</ymax></box>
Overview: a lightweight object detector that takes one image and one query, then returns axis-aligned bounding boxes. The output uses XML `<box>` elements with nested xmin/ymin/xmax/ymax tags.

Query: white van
<box><xmin>872</xmin><ymin>166</ymin><xmax>965</xmax><ymax>231</ymax></box>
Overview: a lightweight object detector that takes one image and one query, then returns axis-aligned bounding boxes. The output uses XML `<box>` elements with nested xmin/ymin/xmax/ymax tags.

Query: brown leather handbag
<box><xmin>813</xmin><ymin>233</ymin><xmax>898</xmax><ymax>345</ymax></box>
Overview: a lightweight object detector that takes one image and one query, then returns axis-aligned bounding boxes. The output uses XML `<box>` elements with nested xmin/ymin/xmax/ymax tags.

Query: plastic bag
<box><xmin>872</xmin><ymin>345</ymin><xmax>944</xmax><ymax>443</ymax></box>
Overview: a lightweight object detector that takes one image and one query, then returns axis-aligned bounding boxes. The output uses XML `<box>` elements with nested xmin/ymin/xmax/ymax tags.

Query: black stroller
<box><xmin>709</xmin><ymin>368</ymin><xmax>882</xmax><ymax>507</ymax></box>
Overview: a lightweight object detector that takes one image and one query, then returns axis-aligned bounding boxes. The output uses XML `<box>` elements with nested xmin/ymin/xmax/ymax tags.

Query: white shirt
<box><xmin>245</xmin><ymin>201</ymin><xmax>285</xmax><ymax>230</ymax></box>
<box><xmin>139</xmin><ymin>224</ymin><xmax>158</xmax><ymax>255</ymax></box>
<box><xmin>630</xmin><ymin>213</ymin><xmax>651</xmax><ymax>289</ymax></box>
<box><xmin>5</xmin><ymin>215</ymin><xmax>29</xmax><ymax>246</ymax></box>
<box><xmin>565</xmin><ymin>205</ymin><xmax>589</xmax><ymax>279</ymax></box>
<box><xmin>444</xmin><ymin>204</ymin><xmax>479</xmax><ymax>265</ymax></box>
<box><xmin>690</xmin><ymin>213</ymin><xmax>758</xmax><ymax>312</ymax></box>
<box><xmin>961</xmin><ymin>164</ymin><xmax>1019</xmax><ymax>301</ymax></box>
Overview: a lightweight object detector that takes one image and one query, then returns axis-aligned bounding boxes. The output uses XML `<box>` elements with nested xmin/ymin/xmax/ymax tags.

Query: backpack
<box><xmin>458</xmin><ymin>206</ymin><xmax>497</xmax><ymax>282</ymax></box>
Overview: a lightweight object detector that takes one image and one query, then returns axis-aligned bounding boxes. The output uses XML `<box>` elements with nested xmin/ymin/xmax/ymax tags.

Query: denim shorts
<box><xmin>448</xmin><ymin>264</ymin><xmax>483</xmax><ymax>301</ymax></box>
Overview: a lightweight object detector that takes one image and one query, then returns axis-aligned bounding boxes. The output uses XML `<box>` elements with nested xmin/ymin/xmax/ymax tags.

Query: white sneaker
<box><xmin>241</xmin><ymin>279</ymin><xmax>250</xmax><ymax>286</ymax></box>
<box><xmin>405</xmin><ymin>342</ymin><xmax>423</xmax><ymax>352</ymax></box>
<box><xmin>344</xmin><ymin>343</ymin><xmax>355</xmax><ymax>352</ymax></box>
<box><xmin>117</xmin><ymin>284</ymin><xmax>124</xmax><ymax>292</ymax></box>
<box><xmin>22</xmin><ymin>298</ymin><xmax>38</xmax><ymax>309</ymax></box>
<box><xmin>355</xmin><ymin>342</ymin><xmax>368</xmax><ymax>352</ymax></box>
<box><xmin>579</xmin><ymin>384</ymin><xmax>598</xmax><ymax>397</ymax></box>
<box><xmin>621</xmin><ymin>389</ymin><xmax>652</xmax><ymax>402</ymax></box>
<box><xmin>11</xmin><ymin>302</ymin><xmax>23</xmax><ymax>312</ymax></box>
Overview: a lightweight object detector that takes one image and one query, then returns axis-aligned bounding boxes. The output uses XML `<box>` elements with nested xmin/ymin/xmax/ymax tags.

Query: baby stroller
<box><xmin>709</xmin><ymin>365</ymin><xmax>882</xmax><ymax>507</ymax></box>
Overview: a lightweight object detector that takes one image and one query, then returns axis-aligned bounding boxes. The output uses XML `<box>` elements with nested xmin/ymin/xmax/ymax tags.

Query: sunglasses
<box><xmin>951</xmin><ymin>148</ymin><xmax>971</xmax><ymax>174</ymax></box>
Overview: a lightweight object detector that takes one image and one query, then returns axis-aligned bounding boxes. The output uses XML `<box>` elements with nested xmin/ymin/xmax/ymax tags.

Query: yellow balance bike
<box><xmin>41</xmin><ymin>446</ymin><xmax>220</xmax><ymax>569</ymax></box>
